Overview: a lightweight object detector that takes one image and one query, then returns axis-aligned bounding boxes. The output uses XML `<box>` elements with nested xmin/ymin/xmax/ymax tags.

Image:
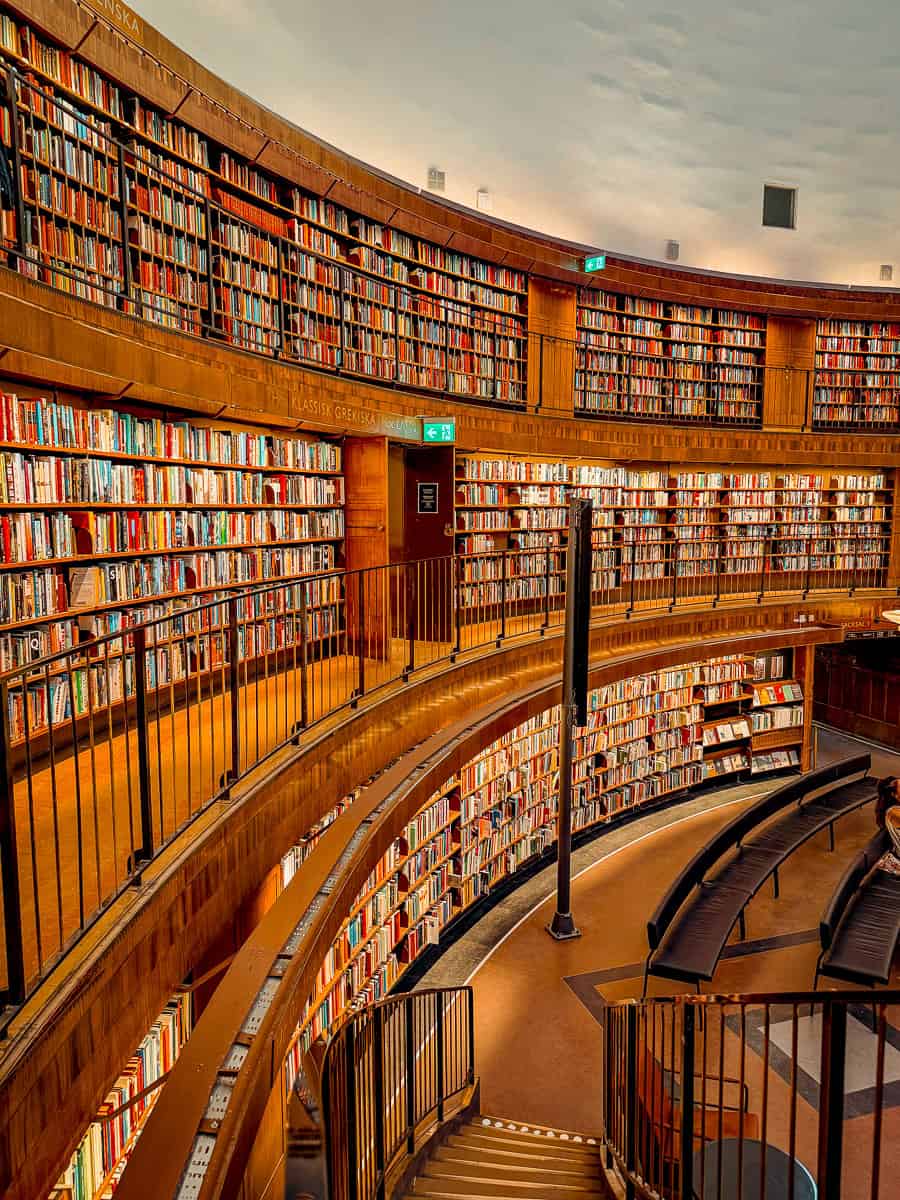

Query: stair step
<box><xmin>411</xmin><ymin>1181</ymin><xmax>610</xmax><ymax>1200</ymax></box>
<box><xmin>444</xmin><ymin>1138</ymin><xmax>605</xmax><ymax>1172</ymax></box>
<box><xmin>467</xmin><ymin>1121</ymin><xmax>599</xmax><ymax>1149</ymax></box>
<box><xmin>431</xmin><ymin>1154</ymin><xmax>606</xmax><ymax>1186</ymax></box>
<box><xmin>454</xmin><ymin>1129</ymin><xmax>602</xmax><ymax>1163</ymax></box>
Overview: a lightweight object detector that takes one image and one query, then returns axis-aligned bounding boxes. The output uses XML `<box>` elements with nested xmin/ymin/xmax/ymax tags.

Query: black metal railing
<box><xmin>603</xmin><ymin>991</ymin><xmax>900</xmax><ymax>1200</ymax></box>
<box><xmin>321</xmin><ymin>986</ymin><xmax>475</xmax><ymax>1200</ymax></box>
<box><xmin>0</xmin><ymin>544</ymin><xmax>895</xmax><ymax>1015</ymax></box>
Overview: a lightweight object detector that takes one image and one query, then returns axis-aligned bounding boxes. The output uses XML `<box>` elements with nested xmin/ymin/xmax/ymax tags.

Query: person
<box><xmin>874</xmin><ymin>777</ymin><xmax>900</xmax><ymax>875</ymax></box>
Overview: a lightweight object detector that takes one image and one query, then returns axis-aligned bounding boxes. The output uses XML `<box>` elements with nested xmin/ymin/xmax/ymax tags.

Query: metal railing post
<box><xmin>603</xmin><ymin>1012</ymin><xmax>614</xmax><ymax>1169</ymax></box>
<box><xmin>203</xmin><ymin>197</ymin><xmax>215</xmax><ymax>337</ymax></box>
<box><xmin>817</xmin><ymin>998</ymin><xmax>847</xmax><ymax>1200</ymax></box>
<box><xmin>624</xmin><ymin>1005</ymin><xmax>637</xmax><ymax>1200</ymax></box>
<box><xmin>498</xmin><ymin>549</ymin><xmax>507</xmax><ymax>645</ymax></box>
<box><xmin>5</xmin><ymin>69</ymin><xmax>27</xmax><ymax>262</ymax></box>
<box><xmin>354</xmin><ymin>570</ymin><xmax>365</xmax><ymax>703</ymax></box>
<box><xmin>373</xmin><ymin>1008</ymin><xmax>386</xmax><ymax>1200</ymax></box>
<box><xmin>405</xmin><ymin>562</ymin><xmax>416</xmax><ymax>677</ymax></box>
<box><xmin>0</xmin><ymin>681</ymin><xmax>26</xmax><ymax>1004</ymax></box>
<box><xmin>405</xmin><ymin>998</ymin><xmax>417</xmax><ymax>1153</ymax></box>
<box><xmin>453</xmin><ymin>555</ymin><xmax>462</xmax><ymax>658</ymax></box>
<box><xmin>132</xmin><ymin>626</ymin><xmax>155</xmax><ymax>863</ymax></box>
<box><xmin>116</xmin><ymin>143</ymin><xmax>133</xmax><ymax>304</ymax></box>
<box><xmin>467</xmin><ymin>988</ymin><xmax>475</xmax><ymax>1085</ymax></box>
<box><xmin>345</xmin><ymin>1020</ymin><xmax>359</xmax><ymax>1200</ymax></box>
<box><xmin>543</xmin><ymin>545</ymin><xmax>552</xmax><ymax>632</ymax></box>
<box><xmin>679</xmin><ymin>1003</ymin><xmax>696</xmax><ymax>1200</ymax></box>
<box><xmin>228</xmin><ymin>597</ymin><xmax>240</xmax><ymax>785</ymax></box>
<box><xmin>435</xmin><ymin>992</ymin><xmax>445</xmax><ymax>1121</ymax></box>
<box><xmin>299</xmin><ymin>586</ymin><xmax>309</xmax><ymax>731</ymax></box>
<box><xmin>628</xmin><ymin>542</ymin><xmax>636</xmax><ymax>616</ymax></box>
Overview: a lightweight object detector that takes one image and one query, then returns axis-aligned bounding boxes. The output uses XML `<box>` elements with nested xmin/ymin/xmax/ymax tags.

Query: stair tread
<box><xmin>420</xmin><ymin>1167</ymin><xmax>608</xmax><ymax>1191</ymax></box>
<box><xmin>470</xmin><ymin>1120</ymin><xmax>598</xmax><ymax>1146</ymax></box>
<box><xmin>454</xmin><ymin>1130</ymin><xmax>602</xmax><ymax>1161</ymax></box>
<box><xmin>410</xmin><ymin>1185</ymin><xmax>610</xmax><ymax>1200</ymax></box>
<box><xmin>436</xmin><ymin>1148</ymin><xmax>605</xmax><ymax>1179</ymax></box>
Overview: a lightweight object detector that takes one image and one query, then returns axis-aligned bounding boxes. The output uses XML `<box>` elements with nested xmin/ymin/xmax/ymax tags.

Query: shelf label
<box><xmin>422</xmin><ymin>419</ymin><xmax>456</xmax><ymax>444</ymax></box>
<box><xmin>417</xmin><ymin>483</ymin><xmax>439</xmax><ymax>513</ymax></box>
<box><xmin>583</xmin><ymin>254</ymin><xmax>606</xmax><ymax>273</ymax></box>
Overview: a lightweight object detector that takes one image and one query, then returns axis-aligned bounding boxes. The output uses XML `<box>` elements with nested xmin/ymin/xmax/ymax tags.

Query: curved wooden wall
<box><xmin>3</xmin><ymin>269</ymin><xmax>900</xmax><ymax>470</ymax></box>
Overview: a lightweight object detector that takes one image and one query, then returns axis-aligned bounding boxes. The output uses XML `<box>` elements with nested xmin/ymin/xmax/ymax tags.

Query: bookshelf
<box><xmin>814</xmin><ymin>319</ymin><xmax>900</xmax><ymax>428</ymax></box>
<box><xmin>0</xmin><ymin>389</ymin><xmax>344</xmax><ymax>739</ymax></box>
<box><xmin>286</xmin><ymin>649</ymin><xmax>808</xmax><ymax>1062</ymax></box>
<box><xmin>575</xmin><ymin>288</ymin><xmax>766</xmax><ymax>425</ymax></box>
<box><xmin>453</xmin><ymin>453</ymin><xmax>893</xmax><ymax>618</ymax></box>
<box><xmin>0</xmin><ymin>6</ymin><xmax>527</xmax><ymax>401</ymax></box>
<box><xmin>51</xmin><ymin>991</ymin><xmax>191</xmax><ymax>1200</ymax></box>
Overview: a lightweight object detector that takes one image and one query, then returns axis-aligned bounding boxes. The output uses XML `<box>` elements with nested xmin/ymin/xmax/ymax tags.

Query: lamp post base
<box><xmin>546</xmin><ymin>912</ymin><xmax>582</xmax><ymax>941</ymax></box>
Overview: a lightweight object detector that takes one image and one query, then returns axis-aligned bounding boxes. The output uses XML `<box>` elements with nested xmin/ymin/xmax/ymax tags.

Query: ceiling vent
<box><xmin>762</xmin><ymin>185</ymin><xmax>797</xmax><ymax>229</ymax></box>
<box><xmin>881</xmin><ymin>264</ymin><xmax>894</xmax><ymax>282</ymax></box>
<box><xmin>427</xmin><ymin>167</ymin><xmax>445</xmax><ymax>193</ymax></box>
<box><xmin>476</xmin><ymin>187</ymin><xmax>492</xmax><ymax>212</ymax></box>
<box><xmin>665</xmin><ymin>240</ymin><xmax>680</xmax><ymax>262</ymax></box>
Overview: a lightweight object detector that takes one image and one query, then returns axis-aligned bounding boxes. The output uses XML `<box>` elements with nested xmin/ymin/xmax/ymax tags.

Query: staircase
<box><xmin>403</xmin><ymin>1115</ymin><xmax>614</xmax><ymax>1199</ymax></box>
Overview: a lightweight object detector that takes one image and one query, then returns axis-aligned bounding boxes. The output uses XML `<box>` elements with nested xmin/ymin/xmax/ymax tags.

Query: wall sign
<box><xmin>422</xmin><ymin>419</ymin><xmax>456</xmax><ymax>443</ymax></box>
<box><xmin>417</xmin><ymin>483</ymin><xmax>439</xmax><ymax>513</ymax></box>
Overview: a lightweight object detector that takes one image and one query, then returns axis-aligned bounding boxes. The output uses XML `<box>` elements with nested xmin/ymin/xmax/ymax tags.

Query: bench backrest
<box><xmin>820</xmin><ymin>828</ymin><xmax>890</xmax><ymax>950</ymax></box>
<box><xmin>647</xmin><ymin>753</ymin><xmax>870</xmax><ymax>950</ymax></box>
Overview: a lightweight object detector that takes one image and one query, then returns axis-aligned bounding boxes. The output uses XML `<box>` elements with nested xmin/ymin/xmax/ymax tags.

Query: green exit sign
<box><xmin>422</xmin><ymin>419</ymin><xmax>455</xmax><ymax>444</ymax></box>
<box><xmin>584</xmin><ymin>254</ymin><xmax>606</xmax><ymax>272</ymax></box>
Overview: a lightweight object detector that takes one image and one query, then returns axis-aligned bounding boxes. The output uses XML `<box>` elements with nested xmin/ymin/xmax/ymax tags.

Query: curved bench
<box><xmin>644</xmin><ymin>754</ymin><xmax>875</xmax><ymax>994</ymax></box>
<box><xmin>816</xmin><ymin>830</ymin><xmax>900</xmax><ymax>988</ymax></box>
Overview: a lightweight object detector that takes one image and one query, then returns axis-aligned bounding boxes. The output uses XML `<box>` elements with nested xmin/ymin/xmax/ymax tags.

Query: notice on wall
<box><xmin>417</xmin><ymin>483</ymin><xmax>439</xmax><ymax>513</ymax></box>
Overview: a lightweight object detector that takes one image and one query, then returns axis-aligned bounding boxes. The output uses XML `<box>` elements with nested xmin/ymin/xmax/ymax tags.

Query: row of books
<box><xmin>53</xmin><ymin>992</ymin><xmax>191</xmax><ymax>1200</ymax></box>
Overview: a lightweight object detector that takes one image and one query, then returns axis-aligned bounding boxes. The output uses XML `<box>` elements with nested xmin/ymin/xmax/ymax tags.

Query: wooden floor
<box><xmin>468</xmin><ymin>766</ymin><xmax>900</xmax><ymax>1199</ymax></box>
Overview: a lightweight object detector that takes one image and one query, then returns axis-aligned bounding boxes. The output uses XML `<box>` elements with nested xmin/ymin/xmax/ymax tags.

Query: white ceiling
<box><xmin>132</xmin><ymin>0</ymin><xmax>900</xmax><ymax>286</ymax></box>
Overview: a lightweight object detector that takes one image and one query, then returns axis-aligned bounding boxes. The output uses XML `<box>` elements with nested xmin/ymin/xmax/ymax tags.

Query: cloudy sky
<box><xmin>132</xmin><ymin>0</ymin><xmax>900</xmax><ymax>284</ymax></box>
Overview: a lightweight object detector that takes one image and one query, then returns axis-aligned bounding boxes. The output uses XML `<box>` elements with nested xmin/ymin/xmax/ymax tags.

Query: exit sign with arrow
<box><xmin>422</xmin><ymin>419</ymin><xmax>456</xmax><ymax>444</ymax></box>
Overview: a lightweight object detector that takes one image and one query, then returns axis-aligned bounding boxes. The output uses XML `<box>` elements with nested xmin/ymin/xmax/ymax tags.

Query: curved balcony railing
<box><xmin>603</xmin><ymin>990</ymin><xmax>900</xmax><ymax>1200</ymax></box>
<box><xmin>322</xmin><ymin>986</ymin><xmax>475</xmax><ymax>1200</ymax></box>
<box><xmin>0</xmin><ymin>541</ymin><xmax>894</xmax><ymax>1019</ymax></box>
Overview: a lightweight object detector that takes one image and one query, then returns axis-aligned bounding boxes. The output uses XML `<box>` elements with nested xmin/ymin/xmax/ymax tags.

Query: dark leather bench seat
<box><xmin>645</xmin><ymin>756</ymin><xmax>876</xmax><ymax>992</ymax></box>
<box><xmin>649</xmin><ymin>882</ymin><xmax>753</xmax><ymax>983</ymax></box>
<box><xmin>818</xmin><ymin>830</ymin><xmax>900</xmax><ymax>988</ymax></box>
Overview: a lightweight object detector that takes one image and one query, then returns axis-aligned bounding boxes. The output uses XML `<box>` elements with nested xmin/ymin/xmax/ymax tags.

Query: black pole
<box><xmin>0</xmin><ymin>681</ymin><xmax>26</xmax><ymax>1004</ymax></box>
<box><xmin>547</xmin><ymin>498</ymin><xmax>590</xmax><ymax>941</ymax></box>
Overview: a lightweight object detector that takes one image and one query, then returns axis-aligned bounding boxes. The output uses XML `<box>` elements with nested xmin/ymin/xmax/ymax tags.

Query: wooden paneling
<box><xmin>343</xmin><ymin>437</ymin><xmax>389</xmax><ymax>572</ymax></box>
<box><xmin>239</xmin><ymin>1077</ymin><xmax>286</xmax><ymax>1200</ymax></box>
<box><xmin>793</xmin><ymin>644</ymin><xmax>817</xmax><ymax>771</ymax></box>
<box><xmin>344</xmin><ymin>437</ymin><xmax>389</xmax><ymax>657</ymax></box>
<box><xmin>762</xmin><ymin>317</ymin><xmax>816</xmax><ymax>429</ymax></box>
<box><xmin>527</xmin><ymin>278</ymin><xmax>577</xmax><ymax>413</ymax></box>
